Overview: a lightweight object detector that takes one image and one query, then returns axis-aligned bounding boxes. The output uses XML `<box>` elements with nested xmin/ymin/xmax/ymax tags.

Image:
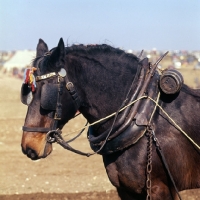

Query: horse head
<box><xmin>21</xmin><ymin>38</ymin><xmax>78</xmax><ymax>160</ymax></box>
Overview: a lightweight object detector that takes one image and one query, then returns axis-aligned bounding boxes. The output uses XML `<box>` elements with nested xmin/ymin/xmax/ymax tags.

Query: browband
<box><xmin>35</xmin><ymin>68</ymin><xmax>67</xmax><ymax>81</ymax></box>
<box><xmin>36</xmin><ymin>72</ymin><xmax>57</xmax><ymax>81</ymax></box>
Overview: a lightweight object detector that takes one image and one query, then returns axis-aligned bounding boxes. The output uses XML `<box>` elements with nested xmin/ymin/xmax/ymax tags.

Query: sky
<box><xmin>0</xmin><ymin>0</ymin><xmax>200</xmax><ymax>51</ymax></box>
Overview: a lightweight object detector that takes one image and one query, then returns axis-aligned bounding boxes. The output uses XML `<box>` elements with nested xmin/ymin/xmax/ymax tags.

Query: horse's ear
<box><xmin>49</xmin><ymin>38</ymin><xmax>65</xmax><ymax>69</ymax></box>
<box><xmin>57</xmin><ymin>38</ymin><xmax>65</xmax><ymax>59</ymax></box>
<box><xmin>36</xmin><ymin>39</ymin><xmax>48</xmax><ymax>57</ymax></box>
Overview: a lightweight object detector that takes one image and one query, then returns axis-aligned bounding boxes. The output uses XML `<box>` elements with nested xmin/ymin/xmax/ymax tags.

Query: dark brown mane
<box><xmin>65</xmin><ymin>44</ymin><xmax>139</xmax><ymax>64</ymax></box>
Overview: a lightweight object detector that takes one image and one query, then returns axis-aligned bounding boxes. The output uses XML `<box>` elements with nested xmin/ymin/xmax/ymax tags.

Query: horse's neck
<box><xmin>66</xmin><ymin>54</ymin><xmax>137</xmax><ymax>124</ymax></box>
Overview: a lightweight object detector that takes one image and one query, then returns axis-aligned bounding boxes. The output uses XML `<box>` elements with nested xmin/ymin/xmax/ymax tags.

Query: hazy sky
<box><xmin>0</xmin><ymin>0</ymin><xmax>200</xmax><ymax>51</ymax></box>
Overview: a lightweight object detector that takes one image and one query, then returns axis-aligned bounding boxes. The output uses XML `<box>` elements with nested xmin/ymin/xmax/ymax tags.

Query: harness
<box><xmin>21</xmin><ymin>51</ymin><xmax>188</xmax><ymax>200</ymax></box>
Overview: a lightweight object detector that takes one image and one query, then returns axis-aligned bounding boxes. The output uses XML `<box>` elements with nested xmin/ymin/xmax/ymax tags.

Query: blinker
<box><xmin>21</xmin><ymin>68</ymin><xmax>66</xmax><ymax>108</ymax></box>
<box><xmin>40</xmin><ymin>69</ymin><xmax>66</xmax><ymax>111</ymax></box>
<box><xmin>41</xmin><ymin>83</ymin><xmax>58</xmax><ymax>110</ymax></box>
<box><xmin>21</xmin><ymin>83</ymin><xmax>33</xmax><ymax>105</ymax></box>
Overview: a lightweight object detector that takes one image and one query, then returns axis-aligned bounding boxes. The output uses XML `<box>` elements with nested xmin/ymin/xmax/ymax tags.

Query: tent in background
<box><xmin>2</xmin><ymin>50</ymin><xmax>36</xmax><ymax>76</ymax></box>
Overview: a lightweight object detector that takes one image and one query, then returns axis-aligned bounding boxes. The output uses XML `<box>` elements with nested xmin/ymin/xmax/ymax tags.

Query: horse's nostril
<box><xmin>27</xmin><ymin>148</ymin><xmax>38</xmax><ymax>160</ymax></box>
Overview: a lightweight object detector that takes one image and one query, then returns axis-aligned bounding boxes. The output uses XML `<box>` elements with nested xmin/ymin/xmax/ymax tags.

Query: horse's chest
<box><xmin>103</xmin><ymin>153</ymin><xmax>146</xmax><ymax>193</ymax></box>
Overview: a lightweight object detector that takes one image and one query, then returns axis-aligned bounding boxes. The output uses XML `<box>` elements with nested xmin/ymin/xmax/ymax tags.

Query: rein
<box><xmin>65</xmin><ymin>95</ymin><xmax>200</xmax><ymax>152</ymax></box>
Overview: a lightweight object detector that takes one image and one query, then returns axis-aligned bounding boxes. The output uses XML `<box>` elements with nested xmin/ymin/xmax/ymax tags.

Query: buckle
<box><xmin>66</xmin><ymin>82</ymin><xmax>74</xmax><ymax>91</ymax></box>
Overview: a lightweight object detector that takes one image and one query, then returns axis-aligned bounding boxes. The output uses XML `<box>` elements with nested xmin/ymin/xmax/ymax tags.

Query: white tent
<box><xmin>3</xmin><ymin>50</ymin><xmax>36</xmax><ymax>72</ymax></box>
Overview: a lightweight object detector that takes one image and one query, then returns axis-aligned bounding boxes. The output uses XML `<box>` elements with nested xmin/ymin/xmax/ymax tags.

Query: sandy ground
<box><xmin>0</xmin><ymin>72</ymin><xmax>200</xmax><ymax>200</ymax></box>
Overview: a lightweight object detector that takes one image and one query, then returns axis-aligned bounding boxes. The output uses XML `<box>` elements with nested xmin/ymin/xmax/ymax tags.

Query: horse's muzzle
<box><xmin>27</xmin><ymin>148</ymin><xmax>39</xmax><ymax>160</ymax></box>
<box><xmin>22</xmin><ymin>146</ymin><xmax>39</xmax><ymax>160</ymax></box>
<box><xmin>21</xmin><ymin>131</ymin><xmax>53</xmax><ymax>160</ymax></box>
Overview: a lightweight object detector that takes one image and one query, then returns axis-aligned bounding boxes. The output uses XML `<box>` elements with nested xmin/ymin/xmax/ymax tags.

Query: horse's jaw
<box><xmin>21</xmin><ymin>132</ymin><xmax>53</xmax><ymax>160</ymax></box>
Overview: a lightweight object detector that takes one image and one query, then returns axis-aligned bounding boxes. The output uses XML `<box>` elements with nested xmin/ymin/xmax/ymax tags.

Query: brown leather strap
<box><xmin>22</xmin><ymin>126</ymin><xmax>51</xmax><ymax>132</ymax></box>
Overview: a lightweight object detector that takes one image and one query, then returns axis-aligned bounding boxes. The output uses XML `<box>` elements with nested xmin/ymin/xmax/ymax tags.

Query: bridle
<box><xmin>22</xmin><ymin>63</ymin><xmax>97</xmax><ymax>155</ymax></box>
<box><xmin>22</xmin><ymin>67</ymin><xmax>81</xmax><ymax>138</ymax></box>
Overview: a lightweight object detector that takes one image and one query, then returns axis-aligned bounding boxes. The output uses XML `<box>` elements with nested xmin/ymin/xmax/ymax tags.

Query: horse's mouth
<box><xmin>21</xmin><ymin>131</ymin><xmax>53</xmax><ymax>160</ymax></box>
<box><xmin>26</xmin><ymin>147</ymin><xmax>39</xmax><ymax>160</ymax></box>
<box><xmin>21</xmin><ymin>142</ymin><xmax>52</xmax><ymax>160</ymax></box>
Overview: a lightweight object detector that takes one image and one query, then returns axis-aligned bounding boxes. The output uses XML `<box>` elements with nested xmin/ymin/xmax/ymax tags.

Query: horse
<box><xmin>21</xmin><ymin>38</ymin><xmax>200</xmax><ymax>200</ymax></box>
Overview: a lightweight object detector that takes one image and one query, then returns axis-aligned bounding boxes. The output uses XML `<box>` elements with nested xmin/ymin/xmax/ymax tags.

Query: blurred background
<box><xmin>0</xmin><ymin>0</ymin><xmax>200</xmax><ymax>199</ymax></box>
<box><xmin>0</xmin><ymin>0</ymin><xmax>200</xmax><ymax>87</ymax></box>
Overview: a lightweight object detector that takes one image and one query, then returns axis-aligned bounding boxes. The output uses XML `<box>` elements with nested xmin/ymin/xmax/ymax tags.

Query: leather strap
<box><xmin>36</xmin><ymin>72</ymin><xmax>56</xmax><ymax>81</ymax></box>
<box><xmin>22</xmin><ymin>126</ymin><xmax>51</xmax><ymax>132</ymax></box>
<box><xmin>65</xmin><ymin>80</ymin><xmax>81</xmax><ymax>109</ymax></box>
<box><xmin>152</xmin><ymin>130</ymin><xmax>182</xmax><ymax>200</ymax></box>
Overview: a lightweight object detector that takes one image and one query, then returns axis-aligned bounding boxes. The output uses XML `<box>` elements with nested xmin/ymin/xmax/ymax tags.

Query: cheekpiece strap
<box><xmin>66</xmin><ymin>82</ymin><xmax>81</xmax><ymax>109</ymax></box>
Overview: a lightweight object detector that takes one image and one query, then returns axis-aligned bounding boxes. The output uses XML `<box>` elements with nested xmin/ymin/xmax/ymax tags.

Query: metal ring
<box><xmin>66</xmin><ymin>82</ymin><xmax>74</xmax><ymax>90</ymax></box>
<box><xmin>46</xmin><ymin>130</ymin><xmax>56</xmax><ymax>143</ymax></box>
